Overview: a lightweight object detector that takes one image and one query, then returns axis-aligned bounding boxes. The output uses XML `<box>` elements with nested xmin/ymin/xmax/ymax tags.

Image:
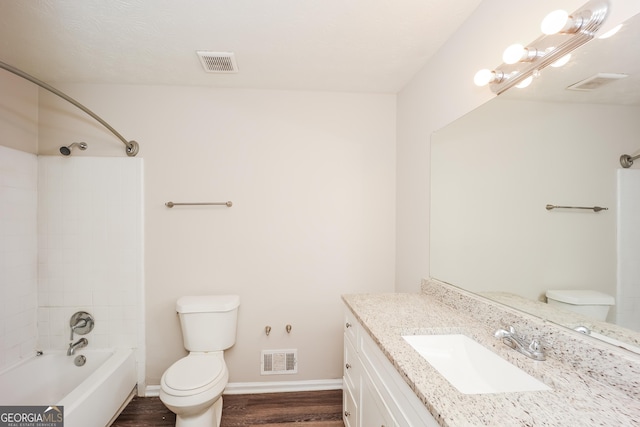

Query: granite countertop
<box><xmin>481</xmin><ymin>291</ymin><xmax>640</xmax><ymax>351</ymax></box>
<box><xmin>342</xmin><ymin>290</ymin><xmax>640</xmax><ymax>427</ymax></box>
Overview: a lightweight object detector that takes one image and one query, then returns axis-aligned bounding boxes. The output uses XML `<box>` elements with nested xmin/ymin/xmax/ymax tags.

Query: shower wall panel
<box><xmin>37</xmin><ymin>156</ymin><xmax>144</xmax><ymax>386</ymax></box>
<box><xmin>0</xmin><ymin>145</ymin><xmax>38</xmax><ymax>371</ymax></box>
<box><xmin>617</xmin><ymin>169</ymin><xmax>640</xmax><ymax>331</ymax></box>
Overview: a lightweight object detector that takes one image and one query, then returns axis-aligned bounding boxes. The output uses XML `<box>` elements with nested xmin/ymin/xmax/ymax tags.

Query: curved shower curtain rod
<box><xmin>0</xmin><ymin>60</ymin><xmax>139</xmax><ymax>157</ymax></box>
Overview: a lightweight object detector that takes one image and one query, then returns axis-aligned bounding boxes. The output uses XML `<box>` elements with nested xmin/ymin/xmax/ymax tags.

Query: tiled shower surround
<box><xmin>37</xmin><ymin>155</ymin><xmax>143</xmax><ymax>351</ymax></box>
<box><xmin>0</xmin><ymin>149</ymin><xmax>144</xmax><ymax>387</ymax></box>
<box><xmin>0</xmin><ymin>146</ymin><xmax>38</xmax><ymax>370</ymax></box>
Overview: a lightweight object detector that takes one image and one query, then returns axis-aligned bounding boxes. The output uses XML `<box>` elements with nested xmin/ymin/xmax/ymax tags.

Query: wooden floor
<box><xmin>111</xmin><ymin>390</ymin><xmax>344</xmax><ymax>427</ymax></box>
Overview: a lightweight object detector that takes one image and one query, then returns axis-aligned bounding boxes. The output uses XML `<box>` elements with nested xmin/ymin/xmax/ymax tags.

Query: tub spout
<box><xmin>67</xmin><ymin>338</ymin><xmax>88</xmax><ymax>356</ymax></box>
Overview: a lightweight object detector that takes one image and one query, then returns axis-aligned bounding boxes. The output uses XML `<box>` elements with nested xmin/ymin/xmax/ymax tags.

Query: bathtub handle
<box><xmin>70</xmin><ymin>319</ymin><xmax>87</xmax><ymax>340</ymax></box>
<box><xmin>70</xmin><ymin>311</ymin><xmax>95</xmax><ymax>340</ymax></box>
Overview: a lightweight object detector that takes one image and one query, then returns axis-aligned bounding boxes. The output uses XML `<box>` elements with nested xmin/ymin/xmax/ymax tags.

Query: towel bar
<box><xmin>165</xmin><ymin>201</ymin><xmax>233</xmax><ymax>208</ymax></box>
<box><xmin>545</xmin><ymin>204</ymin><xmax>607</xmax><ymax>212</ymax></box>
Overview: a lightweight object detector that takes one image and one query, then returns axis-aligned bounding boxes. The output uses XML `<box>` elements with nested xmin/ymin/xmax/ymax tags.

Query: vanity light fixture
<box><xmin>473</xmin><ymin>69</ymin><xmax>505</xmax><ymax>87</ymax></box>
<box><xmin>502</xmin><ymin>44</ymin><xmax>542</xmax><ymax>64</ymax></box>
<box><xmin>474</xmin><ymin>0</ymin><xmax>609</xmax><ymax>94</ymax></box>
<box><xmin>515</xmin><ymin>76</ymin><xmax>533</xmax><ymax>89</ymax></box>
<box><xmin>540</xmin><ymin>9</ymin><xmax>584</xmax><ymax>35</ymax></box>
<box><xmin>550</xmin><ymin>54</ymin><xmax>572</xmax><ymax>68</ymax></box>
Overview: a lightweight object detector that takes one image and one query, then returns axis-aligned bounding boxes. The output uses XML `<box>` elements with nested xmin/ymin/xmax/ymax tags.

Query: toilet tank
<box><xmin>176</xmin><ymin>295</ymin><xmax>240</xmax><ymax>352</ymax></box>
<box><xmin>545</xmin><ymin>290</ymin><xmax>614</xmax><ymax>321</ymax></box>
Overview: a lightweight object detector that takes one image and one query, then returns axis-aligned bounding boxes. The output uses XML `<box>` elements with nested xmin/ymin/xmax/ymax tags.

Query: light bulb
<box><xmin>551</xmin><ymin>54</ymin><xmax>571</xmax><ymax>68</ymax></box>
<box><xmin>515</xmin><ymin>76</ymin><xmax>533</xmax><ymax>89</ymax></box>
<box><xmin>502</xmin><ymin>44</ymin><xmax>526</xmax><ymax>64</ymax></box>
<box><xmin>541</xmin><ymin>10</ymin><xmax>569</xmax><ymax>35</ymax></box>
<box><xmin>474</xmin><ymin>69</ymin><xmax>494</xmax><ymax>87</ymax></box>
<box><xmin>599</xmin><ymin>24</ymin><xmax>622</xmax><ymax>39</ymax></box>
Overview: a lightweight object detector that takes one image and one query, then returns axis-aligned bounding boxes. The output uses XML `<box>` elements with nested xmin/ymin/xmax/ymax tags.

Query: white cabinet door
<box><xmin>343</xmin><ymin>380</ymin><xmax>358</xmax><ymax>427</ymax></box>
<box><xmin>343</xmin><ymin>333</ymin><xmax>361</xmax><ymax>427</ymax></box>
<box><xmin>344</xmin><ymin>334</ymin><xmax>360</xmax><ymax>397</ymax></box>
<box><xmin>360</xmin><ymin>369</ymin><xmax>398</xmax><ymax>427</ymax></box>
<box><xmin>343</xmin><ymin>302</ymin><xmax>440</xmax><ymax>427</ymax></box>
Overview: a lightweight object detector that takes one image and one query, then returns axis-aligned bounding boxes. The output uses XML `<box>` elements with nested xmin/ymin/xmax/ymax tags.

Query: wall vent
<box><xmin>196</xmin><ymin>51</ymin><xmax>239</xmax><ymax>73</ymax></box>
<box><xmin>566</xmin><ymin>73</ymin><xmax>628</xmax><ymax>91</ymax></box>
<box><xmin>261</xmin><ymin>349</ymin><xmax>297</xmax><ymax>375</ymax></box>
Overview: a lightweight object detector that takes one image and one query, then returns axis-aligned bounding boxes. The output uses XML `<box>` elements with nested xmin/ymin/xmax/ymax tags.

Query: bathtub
<box><xmin>0</xmin><ymin>348</ymin><xmax>136</xmax><ymax>427</ymax></box>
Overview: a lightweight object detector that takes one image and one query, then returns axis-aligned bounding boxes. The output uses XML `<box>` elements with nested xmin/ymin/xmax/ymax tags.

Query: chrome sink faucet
<box><xmin>67</xmin><ymin>338</ymin><xmax>88</xmax><ymax>356</ymax></box>
<box><xmin>494</xmin><ymin>326</ymin><xmax>545</xmax><ymax>361</ymax></box>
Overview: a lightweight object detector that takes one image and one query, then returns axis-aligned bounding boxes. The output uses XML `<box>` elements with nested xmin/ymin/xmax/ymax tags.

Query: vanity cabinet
<box><xmin>342</xmin><ymin>305</ymin><xmax>439</xmax><ymax>427</ymax></box>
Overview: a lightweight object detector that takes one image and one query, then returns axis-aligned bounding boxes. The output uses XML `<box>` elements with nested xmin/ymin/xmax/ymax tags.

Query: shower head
<box><xmin>60</xmin><ymin>142</ymin><xmax>87</xmax><ymax>156</ymax></box>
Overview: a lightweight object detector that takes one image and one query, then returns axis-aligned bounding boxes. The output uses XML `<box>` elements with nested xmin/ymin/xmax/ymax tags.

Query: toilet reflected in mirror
<box><xmin>546</xmin><ymin>290</ymin><xmax>614</xmax><ymax>321</ymax></box>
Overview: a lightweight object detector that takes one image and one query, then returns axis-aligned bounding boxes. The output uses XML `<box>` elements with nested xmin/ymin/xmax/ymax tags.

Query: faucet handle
<box><xmin>528</xmin><ymin>339</ymin><xmax>546</xmax><ymax>360</ymax></box>
<box><xmin>508</xmin><ymin>325</ymin><xmax>529</xmax><ymax>341</ymax></box>
<box><xmin>529</xmin><ymin>339</ymin><xmax>541</xmax><ymax>352</ymax></box>
<box><xmin>69</xmin><ymin>311</ymin><xmax>94</xmax><ymax>340</ymax></box>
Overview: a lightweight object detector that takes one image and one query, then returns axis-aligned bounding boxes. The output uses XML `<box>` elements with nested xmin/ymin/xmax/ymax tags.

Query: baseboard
<box><xmin>145</xmin><ymin>385</ymin><xmax>161</xmax><ymax>397</ymax></box>
<box><xmin>145</xmin><ymin>379</ymin><xmax>343</xmax><ymax>397</ymax></box>
<box><xmin>224</xmin><ymin>379</ymin><xmax>343</xmax><ymax>395</ymax></box>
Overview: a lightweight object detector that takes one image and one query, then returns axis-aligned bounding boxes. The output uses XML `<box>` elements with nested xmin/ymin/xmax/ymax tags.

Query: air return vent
<box><xmin>566</xmin><ymin>73</ymin><xmax>628</xmax><ymax>91</ymax></box>
<box><xmin>261</xmin><ymin>349</ymin><xmax>297</xmax><ymax>375</ymax></box>
<box><xmin>196</xmin><ymin>51</ymin><xmax>238</xmax><ymax>73</ymax></box>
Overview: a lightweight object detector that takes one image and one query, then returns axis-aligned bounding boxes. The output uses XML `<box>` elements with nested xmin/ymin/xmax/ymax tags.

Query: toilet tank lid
<box><xmin>546</xmin><ymin>290</ymin><xmax>615</xmax><ymax>305</ymax></box>
<box><xmin>176</xmin><ymin>295</ymin><xmax>240</xmax><ymax>313</ymax></box>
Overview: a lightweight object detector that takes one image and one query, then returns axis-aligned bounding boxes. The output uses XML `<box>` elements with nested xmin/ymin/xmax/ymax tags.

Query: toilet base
<box><xmin>175</xmin><ymin>396</ymin><xmax>223</xmax><ymax>427</ymax></box>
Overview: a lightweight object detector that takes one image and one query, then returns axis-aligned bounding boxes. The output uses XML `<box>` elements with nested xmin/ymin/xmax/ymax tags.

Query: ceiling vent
<box><xmin>566</xmin><ymin>73</ymin><xmax>628</xmax><ymax>91</ymax></box>
<box><xmin>196</xmin><ymin>51</ymin><xmax>238</xmax><ymax>73</ymax></box>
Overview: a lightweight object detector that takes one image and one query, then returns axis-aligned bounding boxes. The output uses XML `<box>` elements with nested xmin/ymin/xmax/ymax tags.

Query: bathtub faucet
<box><xmin>67</xmin><ymin>338</ymin><xmax>88</xmax><ymax>356</ymax></box>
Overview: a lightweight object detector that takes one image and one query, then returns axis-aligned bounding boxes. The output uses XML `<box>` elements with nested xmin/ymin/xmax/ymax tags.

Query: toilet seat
<box><xmin>161</xmin><ymin>354</ymin><xmax>227</xmax><ymax>397</ymax></box>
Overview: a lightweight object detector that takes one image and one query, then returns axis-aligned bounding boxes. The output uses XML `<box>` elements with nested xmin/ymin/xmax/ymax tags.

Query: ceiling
<box><xmin>0</xmin><ymin>0</ymin><xmax>481</xmax><ymax>93</ymax></box>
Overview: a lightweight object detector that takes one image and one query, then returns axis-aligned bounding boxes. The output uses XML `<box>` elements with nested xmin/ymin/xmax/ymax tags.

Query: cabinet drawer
<box><xmin>344</xmin><ymin>334</ymin><xmax>359</xmax><ymax>399</ymax></box>
<box><xmin>344</xmin><ymin>307</ymin><xmax>358</xmax><ymax>345</ymax></box>
<box><xmin>361</xmin><ymin>368</ymin><xmax>399</xmax><ymax>427</ymax></box>
<box><xmin>343</xmin><ymin>381</ymin><xmax>358</xmax><ymax>427</ymax></box>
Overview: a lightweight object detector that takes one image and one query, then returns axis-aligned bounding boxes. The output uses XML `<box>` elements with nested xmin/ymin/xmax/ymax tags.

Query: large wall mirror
<box><xmin>431</xmin><ymin>11</ymin><xmax>640</xmax><ymax>350</ymax></box>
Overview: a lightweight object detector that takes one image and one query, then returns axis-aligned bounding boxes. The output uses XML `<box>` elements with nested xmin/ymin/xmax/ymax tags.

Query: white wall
<box><xmin>36</xmin><ymin>85</ymin><xmax>397</xmax><ymax>386</ymax></box>
<box><xmin>395</xmin><ymin>0</ymin><xmax>640</xmax><ymax>292</ymax></box>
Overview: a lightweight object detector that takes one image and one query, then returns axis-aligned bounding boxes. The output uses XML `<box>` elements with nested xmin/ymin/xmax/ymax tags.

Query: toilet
<box><xmin>545</xmin><ymin>290</ymin><xmax>614</xmax><ymax>321</ymax></box>
<box><xmin>160</xmin><ymin>295</ymin><xmax>240</xmax><ymax>427</ymax></box>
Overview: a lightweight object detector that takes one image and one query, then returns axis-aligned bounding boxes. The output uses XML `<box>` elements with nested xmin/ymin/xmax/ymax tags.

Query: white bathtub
<box><xmin>0</xmin><ymin>348</ymin><xmax>136</xmax><ymax>427</ymax></box>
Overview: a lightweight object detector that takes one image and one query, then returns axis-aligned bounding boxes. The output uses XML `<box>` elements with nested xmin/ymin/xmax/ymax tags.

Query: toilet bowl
<box><xmin>160</xmin><ymin>295</ymin><xmax>240</xmax><ymax>427</ymax></box>
<box><xmin>546</xmin><ymin>290</ymin><xmax>614</xmax><ymax>321</ymax></box>
<box><xmin>160</xmin><ymin>353</ymin><xmax>228</xmax><ymax>427</ymax></box>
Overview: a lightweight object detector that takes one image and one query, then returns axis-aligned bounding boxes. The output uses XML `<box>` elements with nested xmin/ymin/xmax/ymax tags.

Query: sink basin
<box><xmin>402</xmin><ymin>334</ymin><xmax>550</xmax><ymax>394</ymax></box>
